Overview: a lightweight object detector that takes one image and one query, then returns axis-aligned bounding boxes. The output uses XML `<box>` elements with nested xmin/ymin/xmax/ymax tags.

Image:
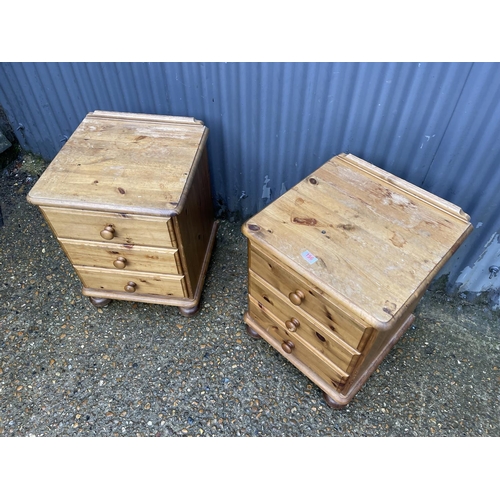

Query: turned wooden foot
<box><xmin>178</xmin><ymin>304</ymin><xmax>200</xmax><ymax>317</ymax></box>
<box><xmin>322</xmin><ymin>391</ymin><xmax>346</xmax><ymax>410</ymax></box>
<box><xmin>246</xmin><ymin>324</ymin><xmax>261</xmax><ymax>339</ymax></box>
<box><xmin>89</xmin><ymin>297</ymin><xmax>111</xmax><ymax>308</ymax></box>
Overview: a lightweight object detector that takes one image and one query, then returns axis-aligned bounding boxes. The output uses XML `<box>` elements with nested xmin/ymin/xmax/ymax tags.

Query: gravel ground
<box><xmin>1</xmin><ymin>152</ymin><xmax>499</xmax><ymax>438</ymax></box>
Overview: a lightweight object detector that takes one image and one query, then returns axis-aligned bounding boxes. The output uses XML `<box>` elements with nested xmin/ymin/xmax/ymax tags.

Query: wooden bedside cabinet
<box><xmin>27</xmin><ymin>110</ymin><xmax>218</xmax><ymax>316</ymax></box>
<box><xmin>242</xmin><ymin>153</ymin><xmax>473</xmax><ymax>408</ymax></box>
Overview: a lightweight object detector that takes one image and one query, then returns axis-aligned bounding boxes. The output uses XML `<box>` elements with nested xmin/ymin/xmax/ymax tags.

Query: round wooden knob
<box><xmin>281</xmin><ymin>340</ymin><xmax>295</xmax><ymax>354</ymax></box>
<box><xmin>285</xmin><ymin>318</ymin><xmax>300</xmax><ymax>332</ymax></box>
<box><xmin>289</xmin><ymin>289</ymin><xmax>305</xmax><ymax>305</ymax></box>
<box><xmin>113</xmin><ymin>256</ymin><xmax>127</xmax><ymax>269</ymax></box>
<box><xmin>100</xmin><ymin>225</ymin><xmax>115</xmax><ymax>240</ymax></box>
<box><xmin>124</xmin><ymin>281</ymin><xmax>136</xmax><ymax>293</ymax></box>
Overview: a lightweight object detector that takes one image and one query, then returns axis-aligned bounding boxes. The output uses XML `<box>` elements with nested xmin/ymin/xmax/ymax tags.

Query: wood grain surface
<box><xmin>27</xmin><ymin>111</ymin><xmax>208</xmax><ymax>216</ymax></box>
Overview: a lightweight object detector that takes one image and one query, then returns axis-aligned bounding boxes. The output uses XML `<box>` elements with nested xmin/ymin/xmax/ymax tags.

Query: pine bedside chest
<box><xmin>242</xmin><ymin>153</ymin><xmax>473</xmax><ymax>408</ymax></box>
<box><xmin>27</xmin><ymin>110</ymin><xmax>218</xmax><ymax>316</ymax></box>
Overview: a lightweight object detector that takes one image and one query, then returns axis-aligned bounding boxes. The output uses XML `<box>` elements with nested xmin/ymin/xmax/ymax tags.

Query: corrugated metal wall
<box><xmin>1</xmin><ymin>62</ymin><xmax>499</xmax><ymax>307</ymax></box>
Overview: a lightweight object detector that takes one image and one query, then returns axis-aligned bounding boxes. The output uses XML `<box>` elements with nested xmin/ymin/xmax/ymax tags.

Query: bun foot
<box><xmin>322</xmin><ymin>391</ymin><xmax>346</xmax><ymax>409</ymax></box>
<box><xmin>246</xmin><ymin>324</ymin><xmax>261</xmax><ymax>339</ymax></box>
<box><xmin>89</xmin><ymin>297</ymin><xmax>111</xmax><ymax>308</ymax></box>
<box><xmin>179</xmin><ymin>304</ymin><xmax>200</xmax><ymax>317</ymax></box>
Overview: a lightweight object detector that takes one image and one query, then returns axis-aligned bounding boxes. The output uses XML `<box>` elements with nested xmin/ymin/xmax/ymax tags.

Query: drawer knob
<box><xmin>289</xmin><ymin>290</ymin><xmax>305</xmax><ymax>305</ymax></box>
<box><xmin>100</xmin><ymin>225</ymin><xmax>115</xmax><ymax>240</ymax></box>
<box><xmin>113</xmin><ymin>256</ymin><xmax>127</xmax><ymax>269</ymax></box>
<box><xmin>285</xmin><ymin>318</ymin><xmax>300</xmax><ymax>332</ymax></box>
<box><xmin>124</xmin><ymin>281</ymin><xmax>136</xmax><ymax>293</ymax></box>
<box><xmin>281</xmin><ymin>340</ymin><xmax>295</xmax><ymax>354</ymax></box>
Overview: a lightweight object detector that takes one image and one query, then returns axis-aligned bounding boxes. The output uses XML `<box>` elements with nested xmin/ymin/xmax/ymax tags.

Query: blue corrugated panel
<box><xmin>1</xmin><ymin>62</ymin><xmax>499</xmax><ymax>306</ymax></box>
<box><xmin>422</xmin><ymin>63</ymin><xmax>500</xmax><ymax>300</ymax></box>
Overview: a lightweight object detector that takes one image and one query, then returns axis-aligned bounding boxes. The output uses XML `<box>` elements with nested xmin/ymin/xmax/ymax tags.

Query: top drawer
<box><xmin>249</xmin><ymin>245</ymin><xmax>372</xmax><ymax>351</ymax></box>
<box><xmin>40</xmin><ymin>207</ymin><xmax>177</xmax><ymax>248</ymax></box>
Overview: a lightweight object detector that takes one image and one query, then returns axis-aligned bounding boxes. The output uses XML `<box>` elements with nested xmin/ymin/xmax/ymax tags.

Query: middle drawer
<box><xmin>59</xmin><ymin>239</ymin><xmax>182</xmax><ymax>274</ymax></box>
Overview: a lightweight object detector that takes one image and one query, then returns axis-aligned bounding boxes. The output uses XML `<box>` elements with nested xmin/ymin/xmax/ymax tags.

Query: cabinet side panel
<box><xmin>174</xmin><ymin>148</ymin><xmax>215</xmax><ymax>298</ymax></box>
<box><xmin>341</xmin><ymin>313</ymin><xmax>414</xmax><ymax>397</ymax></box>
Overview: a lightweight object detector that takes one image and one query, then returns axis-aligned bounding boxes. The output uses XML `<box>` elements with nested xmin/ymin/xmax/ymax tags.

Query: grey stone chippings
<box><xmin>0</xmin><ymin>154</ymin><xmax>499</xmax><ymax>437</ymax></box>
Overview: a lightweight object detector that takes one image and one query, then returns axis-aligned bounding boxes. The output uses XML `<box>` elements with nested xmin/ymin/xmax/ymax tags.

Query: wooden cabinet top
<box><xmin>27</xmin><ymin>111</ymin><xmax>208</xmax><ymax>217</ymax></box>
<box><xmin>243</xmin><ymin>153</ymin><xmax>473</xmax><ymax>330</ymax></box>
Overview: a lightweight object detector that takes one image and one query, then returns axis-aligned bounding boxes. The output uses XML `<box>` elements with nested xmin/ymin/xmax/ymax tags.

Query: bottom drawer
<box><xmin>248</xmin><ymin>295</ymin><xmax>348</xmax><ymax>389</ymax></box>
<box><xmin>75</xmin><ymin>266</ymin><xmax>187</xmax><ymax>298</ymax></box>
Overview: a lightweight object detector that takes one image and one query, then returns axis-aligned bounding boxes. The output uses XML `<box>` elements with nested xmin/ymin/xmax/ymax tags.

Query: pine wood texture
<box><xmin>74</xmin><ymin>266</ymin><xmax>187</xmax><ymax>297</ymax></box>
<box><xmin>249</xmin><ymin>270</ymin><xmax>360</xmax><ymax>373</ymax></box>
<box><xmin>248</xmin><ymin>297</ymin><xmax>349</xmax><ymax>388</ymax></box>
<box><xmin>243</xmin><ymin>153</ymin><xmax>473</xmax><ymax>407</ymax></box>
<box><xmin>173</xmin><ymin>148</ymin><xmax>216</xmax><ymax>298</ymax></box>
<box><xmin>27</xmin><ymin>111</ymin><xmax>217</xmax><ymax>312</ymax></box>
<box><xmin>40</xmin><ymin>207</ymin><xmax>177</xmax><ymax>247</ymax></box>
<box><xmin>27</xmin><ymin>111</ymin><xmax>208</xmax><ymax>217</ymax></box>
<box><xmin>249</xmin><ymin>246</ymin><xmax>371</xmax><ymax>350</ymax></box>
<box><xmin>59</xmin><ymin>239</ymin><xmax>181</xmax><ymax>274</ymax></box>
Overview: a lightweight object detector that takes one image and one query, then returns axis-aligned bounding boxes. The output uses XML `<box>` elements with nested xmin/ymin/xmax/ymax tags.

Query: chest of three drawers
<box><xmin>27</xmin><ymin>111</ymin><xmax>218</xmax><ymax>316</ymax></box>
<box><xmin>243</xmin><ymin>153</ymin><xmax>473</xmax><ymax>408</ymax></box>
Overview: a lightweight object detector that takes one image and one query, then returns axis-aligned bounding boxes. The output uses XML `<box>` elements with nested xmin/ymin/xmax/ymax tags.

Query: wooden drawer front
<box><xmin>74</xmin><ymin>266</ymin><xmax>187</xmax><ymax>297</ymax></box>
<box><xmin>249</xmin><ymin>270</ymin><xmax>360</xmax><ymax>374</ymax></box>
<box><xmin>60</xmin><ymin>239</ymin><xmax>181</xmax><ymax>274</ymax></box>
<box><xmin>41</xmin><ymin>207</ymin><xmax>176</xmax><ymax>248</ymax></box>
<box><xmin>250</xmin><ymin>246</ymin><xmax>371</xmax><ymax>350</ymax></box>
<box><xmin>248</xmin><ymin>296</ymin><xmax>348</xmax><ymax>389</ymax></box>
